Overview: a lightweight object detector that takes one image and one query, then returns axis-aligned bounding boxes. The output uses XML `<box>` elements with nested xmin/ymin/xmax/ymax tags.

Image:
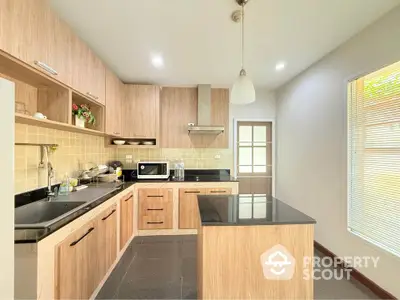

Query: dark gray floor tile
<box><xmin>125</xmin><ymin>257</ymin><xmax>182</xmax><ymax>282</ymax></box>
<box><xmin>115</xmin><ymin>277</ymin><xmax>181</xmax><ymax>300</ymax></box>
<box><xmin>180</xmin><ymin>235</ymin><xmax>197</xmax><ymax>242</ymax></box>
<box><xmin>180</xmin><ymin>242</ymin><xmax>196</xmax><ymax>259</ymax></box>
<box><xmin>141</xmin><ymin>235</ymin><xmax>182</xmax><ymax>244</ymax></box>
<box><xmin>181</xmin><ymin>258</ymin><xmax>196</xmax><ymax>284</ymax></box>
<box><xmin>137</xmin><ymin>242</ymin><xmax>182</xmax><ymax>259</ymax></box>
<box><xmin>181</xmin><ymin>286</ymin><xmax>197</xmax><ymax>300</ymax></box>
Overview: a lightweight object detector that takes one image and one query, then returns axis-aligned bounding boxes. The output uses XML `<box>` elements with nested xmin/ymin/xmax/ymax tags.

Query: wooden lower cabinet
<box><xmin>179</xmin><ymin>187</ymin><xmax>232</xmax><ymax>229</ymax></box>
<box><xmin>55</xmin><ymin>220</ymin><xmax>98</xmax><ymax>300</ymax></box>
<box><xmin>179</xmin><ymin>188</ymin><xmax>206</xmax><ymax>229</ymax></box>
<box><xmin>138</xmin><ymin>188</ymin><xmax>173</xmax><ymax>229</ymax></box>
<box><xmin>205</xmin><ymin>188</ymin><xmax>232</xmax><ymax>195</ymax></box>
<box><xmin>96</xmin><ymin>204</ymin><xmax>117</xmax><ymax>283</ymax></box>
<box><xmin>120</xmin><ymin>192</ymin><xmax>134</xmax><ymax>250</ymax></box>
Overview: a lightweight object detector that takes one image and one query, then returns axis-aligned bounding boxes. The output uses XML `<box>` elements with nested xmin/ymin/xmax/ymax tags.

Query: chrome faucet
<box><xmin>47</xmin><ymin>161</ymin><xmax>56</xmax><ymax>201</ymax></box>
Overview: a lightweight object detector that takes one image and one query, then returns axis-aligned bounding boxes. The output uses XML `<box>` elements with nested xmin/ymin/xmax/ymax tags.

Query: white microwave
<box><xmin>137</xmin><ymin>161</ymin><xmax>170</xmax><ymax>179</ymax></box>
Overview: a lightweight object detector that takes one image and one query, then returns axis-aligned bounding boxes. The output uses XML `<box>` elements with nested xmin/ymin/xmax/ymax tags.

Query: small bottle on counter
<box><xmin>59</xmin><ymin>173</ymin><xmax>71</xmax><ymax>195</ymax></box>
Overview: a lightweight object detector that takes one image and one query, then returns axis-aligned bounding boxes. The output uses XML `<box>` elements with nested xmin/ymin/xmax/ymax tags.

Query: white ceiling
<box><xmin>50</xmin><ymin>0</ymin><xmax>399</xmax><ymax>90</ymax></box>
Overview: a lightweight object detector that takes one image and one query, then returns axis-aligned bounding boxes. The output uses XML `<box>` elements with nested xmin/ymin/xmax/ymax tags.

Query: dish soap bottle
<box><xmin>59</xmin><ymin>173</ymin><xmax>70</xmax><ymax>196</ymax></box>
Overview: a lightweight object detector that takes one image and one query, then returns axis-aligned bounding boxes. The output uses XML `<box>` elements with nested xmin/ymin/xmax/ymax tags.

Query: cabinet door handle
<box><xmin>70</xmin><ymin>227</ymin><xmax>94</xmax><ymax>247</ymax></box>
<box><xmin>86</xmin><ymin>92</ymin><xmax>99</xmax><ymax>100</ymax></box>
<box><xmin>113</xmin><ymin>132</ymin><xmax>120</xmax><ymax>135</ymax></box>
<box><xmin>147</xmin><ymin>195</ymin><xmax>163</xmax><ymax>198</ymax></box>
<box><xmin>147</xmin><ymin>221</ymin><xmax>163</xmax><ymax>224</ymax></box>
<box><xmin>210</xmin><ymin>190</ymin><xmax>227</xmax><ymax>193</ymax></box>
<box><xmin>34</xmin><ymin>60</ymin><xmax>58</xmax><ymax>75</ymax></box>
<box><xmin>125</xmin><ymin>195</ymin><xmax>133</xmax><ymax>202</ymax></box>
<box><xmin>185</xmin><ymin>191</ymin><xmax>201</xmax><ymax>194</ymax></box>
<box><xmin>102</xmin><ymin>209</ymin><xmax>116</xmax><ymax>221</ymax></box>
<box><xmin>147</xmin><ymin>208</ymin><xmax>163</xmax><ymax>211</ymax></box>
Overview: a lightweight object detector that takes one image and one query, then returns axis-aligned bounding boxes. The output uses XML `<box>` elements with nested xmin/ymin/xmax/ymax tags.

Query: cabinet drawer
<box><xmin>139</xmin><ymin>214</ymin><xmax>172</xmax><ymax>230</ymax></box>
<box><xmin>138</xmin><ymin>188</ymin><xmax>173</xmax><ymax>230</ymax></box>
<box><xmin>206</xmin><ymin>188</ymin><xmax>232</xmax><ymax>195</ymax></box>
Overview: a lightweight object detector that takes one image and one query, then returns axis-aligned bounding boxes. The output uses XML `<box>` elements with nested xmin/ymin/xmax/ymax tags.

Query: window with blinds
<box><xmin>348</xmin><ymin>61</ymin><xmax>400</xmax><ymax>258</ymax></box>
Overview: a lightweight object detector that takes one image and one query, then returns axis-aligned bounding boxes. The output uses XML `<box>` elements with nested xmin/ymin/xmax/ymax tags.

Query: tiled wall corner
<box><xmin>14</xmin><ymin>124</ymin><xmax>116</xmax><ymax>194</ymax></box>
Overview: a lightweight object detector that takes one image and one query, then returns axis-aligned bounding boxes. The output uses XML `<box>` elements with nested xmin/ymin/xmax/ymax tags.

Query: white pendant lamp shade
<box><xmin>231</xmin><ymin>69</ymin><xmax>255</xmax><ymax>105</ymax></box>
<box><xmin>230</xmin><ymin>0</ymin><xmax>255</xmax><ymax>105</ymax></box>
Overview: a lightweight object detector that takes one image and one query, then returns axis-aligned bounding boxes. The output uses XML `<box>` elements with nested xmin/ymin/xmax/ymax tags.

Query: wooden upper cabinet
<box><xmin>105</xmin><ymin>69</ymin><xmax>123</xmax><ymax>136</ymax></box>
<box><xmin>160</xmin><ymin>87</ymin><xmax>229</xmax><ymax>148</ymax></box>
<box><xmin>0</xmin><ymin>0</ymin><xmax>72</xmax><ymax>86</ymax></box>
<box><xmin>122</xmin><ymin>85</ymin><xmax>160</xmax><ymax>138</ymax></box>
<box><xmin>0</xmin><ymin>0</ymin><xmax>42</xmax><ymax>65</ymax></box>
<box><xmin>71</xmin><ymin>35</ymin><xmax>106</xmax><ymax>105</ymax></box>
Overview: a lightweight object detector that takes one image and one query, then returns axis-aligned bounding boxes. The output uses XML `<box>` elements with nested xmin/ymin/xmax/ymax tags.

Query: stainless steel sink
<box><xmin>15</xmin><ymin>200</ymin><xmax>86</xmax><ymax>228</ymax></box>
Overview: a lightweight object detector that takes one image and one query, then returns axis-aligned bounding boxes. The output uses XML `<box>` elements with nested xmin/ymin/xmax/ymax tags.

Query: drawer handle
<box><xmin>70</xmin><ymin>227</ymin><xmax>94</xmax><ymax>247</ymax></box>
<box><xmin>125</xmin><ymin>195</ymin><xmax>133</xmax><ymax>202</ymax></box>
<box><xmin>102</xmin><ymin>209</ymin><xmax>116</xmax><ymax>221</ymax></box>
<box><xmin>185</xmin><ymin>191</ymin><xmax>201</xmax><ymax>194</ymax></box>
<box><xmin>113</xmin><ymin>132</ymin><xmax>120</xmax><ymax>135</ymax></box>
<box><xmin>210</xmin><ymin>190</ymin><xmax>227</xmax><ymax>193</ymax></box>
<box><xmin>147</xmin><ymin>195</ymin><xmax>163</xmax><ymax>198</ymax></box>
<box><xmin>86</xmin><ymin>92</ymin><xmax>99</xmax><ymax>100</ymax></box>
<box><xmin>147</xmin><ymin>208</ymin><xmax>164</xmax><ymax>211</ymax></box>
<box><xmin>34</xmin><ymin>60</ymin><xmax>58</xmax><ymax>75</ymax></box>
<box><xmin>147</xmin><ymin>221</ymin><xmax>163</xmax><ymax>224</ymax></box>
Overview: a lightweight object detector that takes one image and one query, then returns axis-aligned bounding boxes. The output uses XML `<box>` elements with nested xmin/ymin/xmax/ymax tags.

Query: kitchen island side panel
<box><xmin>198</xmin><ymin>224</ymin><xmax>314</xmax><ymax>299</ymax></box>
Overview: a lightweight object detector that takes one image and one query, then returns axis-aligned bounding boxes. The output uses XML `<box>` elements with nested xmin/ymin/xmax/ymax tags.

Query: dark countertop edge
<box><xmin>14</xmin><ymin>182</ymin><xmax>134</xmax><ymax>244</ymax></box>
<box><xmin>201</xmin><ymin>220</ymin><xmax>316</xmax><ymax>226</ymax></box>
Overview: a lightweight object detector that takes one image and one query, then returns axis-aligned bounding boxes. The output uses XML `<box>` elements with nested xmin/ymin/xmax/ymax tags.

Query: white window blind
<box><xmin>348</xmin><ymin>61</ymin><xmax>400</xmax><ymax>257</ymax></box>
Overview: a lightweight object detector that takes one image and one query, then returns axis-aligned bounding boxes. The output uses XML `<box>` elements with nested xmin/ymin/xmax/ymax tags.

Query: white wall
<box><xmin>275</xmin><ymin>6</ymin><xmax>400</xmax><ymax>298</ymax></box>
<box><xmin>229</xmin><ymin>88</ymin><xmax>276</xmax><ymax>149</ymax></box>
<box><xmin>0</xmin><ymin>78</ymin><xmax>15</xmax><ymax>298</ymax></box>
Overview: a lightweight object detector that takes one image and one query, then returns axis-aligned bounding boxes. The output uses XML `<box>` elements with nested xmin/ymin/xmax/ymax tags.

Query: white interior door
<box><xmin>235</xmin><ymin>121</ymin><xmax>274</xmax><ymax>195</ymax></box>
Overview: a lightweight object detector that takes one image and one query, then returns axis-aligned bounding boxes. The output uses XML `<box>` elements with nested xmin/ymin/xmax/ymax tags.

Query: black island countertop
<box><xmin>197</xmin><ymin>194</ymin><xmax>316</xmax><ymax>226</ymax></box>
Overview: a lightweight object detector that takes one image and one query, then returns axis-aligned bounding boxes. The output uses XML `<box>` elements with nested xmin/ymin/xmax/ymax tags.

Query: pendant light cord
<box><xmin>241</xmin><ymin>3</ymin><xmax>245</xmax><ymax>70</ymax></box>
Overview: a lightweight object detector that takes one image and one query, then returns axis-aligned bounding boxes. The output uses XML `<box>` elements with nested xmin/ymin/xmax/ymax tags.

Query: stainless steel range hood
<box><xmin>188</xmin><ymin>84</ymin><xmax>225</xmax><ymax>134</ymax></box>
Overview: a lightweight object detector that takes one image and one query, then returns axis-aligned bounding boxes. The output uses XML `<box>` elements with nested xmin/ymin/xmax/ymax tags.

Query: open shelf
<box><xmin>15</xmin><ymin>113</ymin><xmax>106</xmax><ymax>137</ymax></box>
<box><xmin>106</xmin><ymin>137</ymin><xmax>158</xmax><ymax>148</ymax></box>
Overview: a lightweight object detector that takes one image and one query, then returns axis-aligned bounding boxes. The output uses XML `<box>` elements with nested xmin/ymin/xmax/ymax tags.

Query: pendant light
<box><xmin>231</xmin><ymin>0</ymin><xmax>255</xmax><ymax>105</ymax></box>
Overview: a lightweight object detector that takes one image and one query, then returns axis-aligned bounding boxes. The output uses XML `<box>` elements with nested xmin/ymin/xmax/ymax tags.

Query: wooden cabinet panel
<box><xmin>160</xmin><ymin>87</ymin><xmax>198</xmax><ymax>148</ymax></box>
<box><xmin>179</xmin><ymin>188</ymin><xmax>207</xmax><ymax>229</ymax></box>
<box><xmin>160</xmin><ymin>87</ymin><xmax>229</xmax><ymax>148</ymax></box>
<box><xmin>96</xmin><ymin>204</ymin><xmax>117</xmax><ymax>284</ymax></box>
<box><xmin>138</xmin><ymin>188</ymin><xmax>173</xmax><ymax>229</ymax></box>
<box><xmin>120</xmin><ymin>192</ymin><xmax>133</xmax><ymax>250</ymax></box>
<box><xmin>0</xmin><ymin>0</ymin><xmax>72</xmax><ymax>86</ymax></box>
<box><xmin>122</xmin><ymin>85</ymin><xmax>159</xmax><ymax>138</ymax></box>
<box><xmin>55</xmin><ymin>220</ymin><xmax>98</xmax><ymax>299</ymax></box>
<box><xmin>105</xmin><ymin>69</ymin><xmax>122</xmax><ymax>136</ymax></box>
<box><xmin>206</xmin><ymin>188</ymin><xmax>232</xmax><ymax>195</ymax></box>
<box><xmin>71</xmin><ymin>35</ymin><xmax>105</xmax><ymax>105</ymax></box>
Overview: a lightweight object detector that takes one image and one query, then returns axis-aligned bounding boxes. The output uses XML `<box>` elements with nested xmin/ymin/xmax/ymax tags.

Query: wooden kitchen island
<box><xmin>197</xmin><ymin>194</ymin><xmax>316</xmax><ymax>299</ymax></box>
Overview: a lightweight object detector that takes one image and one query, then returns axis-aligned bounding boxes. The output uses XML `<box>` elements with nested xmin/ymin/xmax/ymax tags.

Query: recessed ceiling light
<box><xmin>275</xmin><ymin>62</ymin><xmax>286</xmax><ymax>71</ymax></box>
<box><xmin>151</xmin><ymin>54</ymin><xmax>164</xmax><ymax>69</ymax></box>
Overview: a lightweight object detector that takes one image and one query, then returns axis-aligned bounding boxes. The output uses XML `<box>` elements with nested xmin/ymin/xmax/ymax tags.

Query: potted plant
<box><xmin>72</xmin><ymin>103</ymin><xmax>95</xmax><ymax>128</ymax></box>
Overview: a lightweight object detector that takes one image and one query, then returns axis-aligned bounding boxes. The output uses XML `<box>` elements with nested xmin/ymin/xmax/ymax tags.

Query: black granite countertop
<box><xmin>123</xmin><ymin>169</ymin><xmax>238</xmax><ymax>183</ymax></box>
<box><xmin>14</xmin><ymin>182</ymin><xmax>134</xmax><ymax>243</ymax></box>
<box><xmin>197</xmin><ymin>194</ymin><xmax>316</xmax><ymax>226</ymax></box>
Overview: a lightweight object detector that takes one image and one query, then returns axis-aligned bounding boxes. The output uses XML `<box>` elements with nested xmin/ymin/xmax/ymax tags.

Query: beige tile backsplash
<box><xmin>15</xmin><ymin>124</ymin><xmax>233</xmax><ymax>194</ymax></box>
<box><xmin>15</xmin><ymin>123</ymin><xmax>116</xmax><ymax>194</ymax></box>
<box><xmin>115</xmin><ymin>148</ymin><xmax>233</xmax><ymax>170</ymax></box>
